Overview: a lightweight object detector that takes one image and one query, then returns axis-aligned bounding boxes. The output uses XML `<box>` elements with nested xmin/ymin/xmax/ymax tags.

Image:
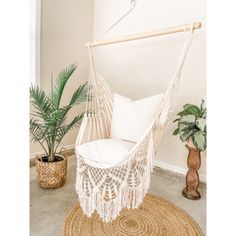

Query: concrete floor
<box><xmin>30</xmin><ymin>154</ymin><xmax>206</xmax><ymax>236</ymax></box>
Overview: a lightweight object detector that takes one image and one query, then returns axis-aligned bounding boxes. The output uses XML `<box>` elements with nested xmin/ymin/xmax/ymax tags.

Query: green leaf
<box><xmin>183</xmin><ymin>103</ymin><xmax>194</xmax><ymax>110</ymax></box>
<box><xmin>69</xmin><ymin>82</ymin><xmax>89</xmax><ymax>106</ymax></box>
<box><xmin>179</xmin><ymin>115</ymin><xmax>196</xmax><ymax>123</ymax></box>
<box><xmin>173</xmin><ymin>128</ymin><xmax>179</xmax><ymax>135</ymax></box>
<box><xmin>173</xmin><ymin>118</ymin><xmax>180</xmax><ymax>123</ymax></box>
<box><xmin>178</xmin><ymin>121</ymin><xmax>197</xmax><ymax>142</ymax></box>
<box><xmin>178</xmin><ymin>121</ymin><xmax>196</xmax><ymax>132</ymax></box>
<box><xmin>202</xmin><ymin>108</ymin><xmax>207</xmax><ymax>119</ymax></box>
<box><xmin>29</xmin><ymin>118</ymin><xmax>49</xmax><ymax>155</ymax></box>
<box><xmin>177</xmin><ymin>105</ymin><xmax>202</xmax><ymax>117</ymax></box>
<box><xmin>52</xmin><ymin>63</ymin><xmax>77</xmax><ymax>108</ymax></box>
<box><xmin>196</xmin><ymin>118</ymin><xmax>206</xmax><ymax>131</ymax></box>
<box><xmin>200</xmin><ymin>99</ymin><xmax>205</xmax><ymax>111</ymax></box>
<box><xmin>30</xmin><ymin>85</ymin><xmax>53</xmax><ymax>120</ymax></box>
<box><xmin>180</xmin><ymin>129</ymin><xmax>196</xmax><ymax>142</ymax></box>
<box><xmin>54</xmin><ymin>113</ymin><xmax>84</xmax><ymax>154</ymax></box>
<box><xmin>192</xmin><ymin>131</ymin><xmax>206</xmax><ymax>151</ymax></box>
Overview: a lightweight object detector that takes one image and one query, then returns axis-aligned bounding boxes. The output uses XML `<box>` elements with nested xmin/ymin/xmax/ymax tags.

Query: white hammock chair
<box><xmin>75</xmin><ymin>5</ymin><xmax>197</xmax><ymax>221</ymax></box>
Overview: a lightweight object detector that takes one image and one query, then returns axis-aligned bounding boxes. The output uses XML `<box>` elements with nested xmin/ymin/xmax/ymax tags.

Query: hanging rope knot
<box><xmin>130</xmin><ymin>0</ymin><xmax>137</xmax><ymax>9</ymax></box>
<box><xmin>183</xmin><ymin>22</ymin><xmax>195</xmax><ymax>32</ymax></box>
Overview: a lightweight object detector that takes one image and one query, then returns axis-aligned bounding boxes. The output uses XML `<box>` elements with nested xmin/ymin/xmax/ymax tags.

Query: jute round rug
<box><xmin>62</xmin><ymin>193</ymin><xmax>203</xmax><ymax>236</ymax></box>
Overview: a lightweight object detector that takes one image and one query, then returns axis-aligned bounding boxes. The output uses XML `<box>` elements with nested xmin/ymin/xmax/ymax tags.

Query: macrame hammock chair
<box><xmin>75</xmin><ymin>1</ymin><xmax>201</xmax><ymax>223</ymax></box>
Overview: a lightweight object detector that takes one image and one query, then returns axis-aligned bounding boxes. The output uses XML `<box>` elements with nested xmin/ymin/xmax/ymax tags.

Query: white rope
<box><xmin>94</xmin><ymin>0</ymin><xmax>137</xmax><ymax>41</ymax></box>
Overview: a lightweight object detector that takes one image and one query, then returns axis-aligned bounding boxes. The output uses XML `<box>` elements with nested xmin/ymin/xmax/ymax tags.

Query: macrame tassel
<box><xmin>75</xmin><ymin>132</ymin><xmax>155</xmax><ymax>223</ymax></box>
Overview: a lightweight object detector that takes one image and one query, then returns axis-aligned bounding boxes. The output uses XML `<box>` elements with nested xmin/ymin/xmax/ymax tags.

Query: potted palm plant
<box><xmin>30</xmin><ymin>64</ymin><xmax>89</xmax><ymax>189</ymax></box>
<box><xmin>173</xmin><ymin>99</ymin><xmax>206</xmax><ymax>199</ymax></box>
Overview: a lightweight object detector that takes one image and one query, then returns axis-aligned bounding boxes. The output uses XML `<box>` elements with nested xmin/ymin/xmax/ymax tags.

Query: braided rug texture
<box><xmin>62</xmin><ymin>193</ymin><xmax>203</xmax><ymax>236</ymax></box>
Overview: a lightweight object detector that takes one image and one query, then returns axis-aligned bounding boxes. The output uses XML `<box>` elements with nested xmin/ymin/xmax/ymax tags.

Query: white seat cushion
<box><xmin>110</xmin><ymin>93</ymin><xmax>164</xmax><ymax>143</ymax></box>
<box><xmin>76</xmin><ymin>139</ymin><xmax>135</xmax><ymax>168</ymax></box>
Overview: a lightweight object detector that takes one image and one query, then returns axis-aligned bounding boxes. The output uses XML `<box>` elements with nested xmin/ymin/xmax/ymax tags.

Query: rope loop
<box><xmin>130</xmin><ymin>0</ymin><xmax>137</xmax><ymax>9</ymax></box>
<box><xmin>183</xmin><ymin>23</ymin><xmax>189</xmax><ymax>32</ymax></box>
<box><xmin>183</xmin><ymin>22</ymin><xmax>195</xmax><ymax>32</ymax></box>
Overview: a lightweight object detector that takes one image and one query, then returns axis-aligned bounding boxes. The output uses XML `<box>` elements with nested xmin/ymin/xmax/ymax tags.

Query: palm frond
<box><xmin>56</xmin><ymin>113</ymin><xmax>84</xmax><ymax>141</ymax></box>
<box><xmin>54</xmin><ymin>113</ymin><xmax>84</xmax><ymax>153</ymax></box>
<box><xmin>30</xmin><ymin>85</ymin><xmax>53</xmax><ymax>120</ymax></box>
<box><xmin>30</xmin><ymin>119</ymin><xmax>49</xmax><ymax>155</ymax></box>
<box><xmin>50</xmin><ymin>79</ymin><xmax>89</xmax><ymax>129</ymax></box>
<box><xmin>52</xmin><ymin>64</ymin><xmax>77</xmax><ymax>108</ymax></box>
<box><xmin>69</xmin><ymin>82</ymin><xmax>90</xmax><ymax>106</ymax></box>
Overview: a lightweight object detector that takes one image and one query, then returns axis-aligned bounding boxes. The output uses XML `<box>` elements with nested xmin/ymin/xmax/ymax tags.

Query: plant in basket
<box><xmin>30</xmin><ymin>64</ymin><xmax>89</xmax><ymax>189</ymax></box>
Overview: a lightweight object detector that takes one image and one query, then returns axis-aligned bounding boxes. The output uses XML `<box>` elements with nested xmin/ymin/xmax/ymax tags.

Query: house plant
<box><xmin>173</xmin><ymin>99</ymin><xmax>206</xmax><ymax>199</ymax></box>
<box><xmin>30</xmin><ymin>64</ymin><xmax>89</xmax><ymax>189</ymax></box>
<box><xmin>173</xmin><ymin>99</ymin><xmax>206</xmax><ymax>151</ymax></box>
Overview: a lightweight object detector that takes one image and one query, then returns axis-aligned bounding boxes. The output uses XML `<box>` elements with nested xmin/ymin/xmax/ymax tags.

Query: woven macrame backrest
<box><xmin>76</xmin><ymin>24</ymin><xmax>195</xmax><ymax>153</ymax></box>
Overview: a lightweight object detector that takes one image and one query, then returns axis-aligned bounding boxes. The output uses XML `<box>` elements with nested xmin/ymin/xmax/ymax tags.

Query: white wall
<box><xmin>31</xmin><ymin>0</ymin><xmax>206</xmax><ymax>180</ymax></box>
<box><xmin>30</xmin><ymin>0</ymin><xmax>94</xmax><ymax>155</ymax></box>
<box><xmin>93</xmin><ymin>0</ymin><xmax>206</xmax><ymax>178</ymax></box>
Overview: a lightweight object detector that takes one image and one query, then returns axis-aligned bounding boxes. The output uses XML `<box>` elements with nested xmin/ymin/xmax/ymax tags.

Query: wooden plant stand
<box><xmin>182</xmin><ymin>144</ymin><xmax>201</xmax><ymax>200</ymax></box>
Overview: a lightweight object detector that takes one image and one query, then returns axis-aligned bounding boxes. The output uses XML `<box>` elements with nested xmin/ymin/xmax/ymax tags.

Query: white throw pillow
<box><xmin>110</xmin><ymin>93</ymin><xmax>164</xmax><ymax>142</ymax></box>
<box><xmin>76</xmin><ymin>139</ymin><xmax>135</xmax><ymax>168</ymax></box>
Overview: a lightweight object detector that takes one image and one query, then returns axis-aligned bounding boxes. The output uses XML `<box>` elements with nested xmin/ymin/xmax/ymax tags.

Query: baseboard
<box><xmin>153</xmin><ymin>160</ymin><xmax>206</xmax><ymax>183</ymax></box>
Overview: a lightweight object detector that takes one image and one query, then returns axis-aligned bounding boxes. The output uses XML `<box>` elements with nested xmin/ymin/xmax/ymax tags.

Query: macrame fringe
<box><xmin>75</xmin><ymin>133</ymin><xmax>154</xmax><ymax>223</ymax></box>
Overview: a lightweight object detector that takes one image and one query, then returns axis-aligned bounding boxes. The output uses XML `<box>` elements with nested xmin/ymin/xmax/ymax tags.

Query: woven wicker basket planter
<box><xmin>36</xmin><ymin>153</ymin><xmax>67</xmax><ymax>189</ymax></box>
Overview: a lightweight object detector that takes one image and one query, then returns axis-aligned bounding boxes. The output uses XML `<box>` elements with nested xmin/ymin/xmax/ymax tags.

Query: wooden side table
<box><xmin>182</xmin><ymin>144</ymin><xmax>201</xmax><ymax>200</ymax></box>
